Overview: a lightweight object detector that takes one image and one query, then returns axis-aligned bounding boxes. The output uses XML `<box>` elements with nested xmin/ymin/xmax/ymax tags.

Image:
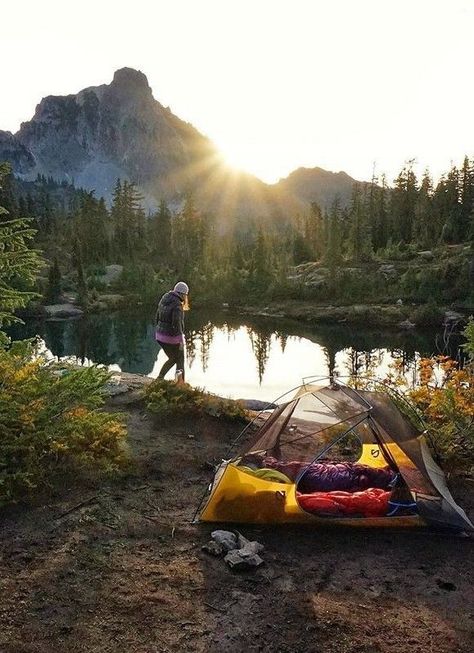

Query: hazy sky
<box><xmin>1</xmin><ymin>0</ymin><xmax>473</xmax><ymax>184</ymax></box>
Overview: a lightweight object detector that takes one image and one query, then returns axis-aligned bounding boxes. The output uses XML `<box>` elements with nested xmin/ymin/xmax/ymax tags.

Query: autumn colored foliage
<box><xmin>384</xmin><ymin>320</ymin><xmax>474</xmax><ymax>474</ymax></box>
<box><xmin>407</xmin><ymin>356</ymin><xmax>473</xmax><ymax>472</ymax></box>
<box><xmin>0</xmin><ymin>340</ymin><xmax>127</xmax><ymax>505</ymax></box>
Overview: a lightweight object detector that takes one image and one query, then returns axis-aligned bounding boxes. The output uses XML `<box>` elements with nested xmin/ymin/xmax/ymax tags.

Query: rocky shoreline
<box><xmin>237</xmin><ymin>300</ymin><xmax>469</xmax><ymax>330</ymax></box>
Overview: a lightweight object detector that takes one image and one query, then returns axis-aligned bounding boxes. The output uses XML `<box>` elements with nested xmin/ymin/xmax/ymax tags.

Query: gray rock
<box><xmin>418</xmin><ymin>250</ymin><xmax>434</xmax><ymax>261</ymax></box>
<box><xmin>378</xmin><ymin>264</ymin><xmax>397</xmax><ymax>279</ymax></box>
<box><xmin>239</xmin><ymin>399</ymin><xmax>277</xmax><ymax>411</ymax></box>
<box><xmin>101</xmin><ymin>265</ymin><xmax>123</xmax><ymax>285</ymax></box>
<box><xmin>44</xmin><ymin>304</ymin><xmax>84</xmax><ymax>319</ymax></box>
<box><xmin>238</xmin><ymin>541</ymin><xmax>265</xmax><ymax>557</ymax></box>
<box><xmin>103</xmin><ymin>381</ymin><xmax>130</xmax><ymax>396</ymax></box>
<box><xmin>202</xmin><ymin>540</ymin><xmax>224</xmax><ymax>557</ymax></box>
<box><xmin>304</xmin><ymin>278</ymin><xmax>326</xmax><ymax>288</ymax></box>
<box><xmin>224</xmin><ymin>549</ymin><xmax>264</xmax><ymax>570</ymax></box>
<box><xmin>0</xmin><ymin>130</ymin><xmax>35</xmax><ymax>174</ymax></box>
<box><xmin>444</xmin><ymin>311</ymin><xmax>463</xmax><ymax>324</ymax></box>
<box><xmin>396</xmin><ymin>298</ymin><xmax>403</xmax><ymax>305</ymax></box>
<box><xmin>235</xmin><ymin>531</ymin><xmax>264</xmax><ymax>553</ymax></box>
<box><xmin>399</xmin><ymin>319</ymin><xmax>415</xmax><ymax>330</ymax></box>
<box><xmin>211</xmin><ymin>530</ymin><xmax>238</xmax><ymax>552</ymax></box>
<box><xmin>57</xmin><ymin>292</ymin><xmax>78</xmax><ymax>305</ymax></box>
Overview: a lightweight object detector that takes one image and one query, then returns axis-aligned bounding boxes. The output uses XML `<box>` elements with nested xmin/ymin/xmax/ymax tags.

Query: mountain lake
<box><xmin>9</xmin><ymin>309</ymin><xmax>464</xmax><ymax>401</ymax></box>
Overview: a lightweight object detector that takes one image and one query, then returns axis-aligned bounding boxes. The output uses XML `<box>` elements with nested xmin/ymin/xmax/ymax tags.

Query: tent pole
<box><xmin>295</xmin><ymin>414</ymin><xmax>369</xmax><ymax>485</ymax></box>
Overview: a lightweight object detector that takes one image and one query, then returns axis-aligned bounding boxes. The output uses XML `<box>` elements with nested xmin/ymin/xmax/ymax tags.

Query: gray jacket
<box><xmin>155</xmin><ymin>291</ymin><xmax>184</xmax><ymax>337</ymax></box>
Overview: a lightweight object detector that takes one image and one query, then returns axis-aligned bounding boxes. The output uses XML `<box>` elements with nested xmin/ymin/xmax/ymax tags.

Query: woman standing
<box><xmin>155</xmin><ymin>281</ymin><xmax>189</xmax><ymax>381</ymax></box>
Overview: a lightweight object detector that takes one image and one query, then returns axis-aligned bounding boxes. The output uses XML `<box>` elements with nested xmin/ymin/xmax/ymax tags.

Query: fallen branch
<box><xmin>56</xmin><ymin>496</ymin><xmax>97</xmax><ymax>519</ymax></box>
<box><xmin>203</xmin><ymin>601</ymin><xmax>226</xmax><ymax>613</ymax></box>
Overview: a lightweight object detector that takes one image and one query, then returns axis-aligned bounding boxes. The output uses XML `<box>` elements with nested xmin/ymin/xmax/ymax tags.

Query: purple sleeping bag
<box><xmin>263</xmin><ymin>458</ymin><xmax>395</xmax><ymax>493</ymax></box>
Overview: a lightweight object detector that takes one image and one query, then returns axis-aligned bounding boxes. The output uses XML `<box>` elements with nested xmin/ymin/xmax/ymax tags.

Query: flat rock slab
<box><xmin>44</xmin><ymin>303</ymin><xmax>84</xmax><ymax>319</ymax></box>
<box><xmin>104</xmin><ymin>372</ymin><xmax>153</xmax><ymax>405</ymax></box>
<box><xmin>238</xmin><ymin>399</ymin><xmax>277</xmax><ymax>411</ymax></box>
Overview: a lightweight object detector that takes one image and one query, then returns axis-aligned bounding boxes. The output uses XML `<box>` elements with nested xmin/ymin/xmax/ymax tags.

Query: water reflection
<box><xmin>8</xmin><ymin>310</ymin><xmax>465</xmax><ymax>400</ymax></box>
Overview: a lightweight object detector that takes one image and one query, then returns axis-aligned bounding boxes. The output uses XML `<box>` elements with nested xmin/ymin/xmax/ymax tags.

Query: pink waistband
<box><xmin>155</xmin><ymin>331</ymin><xmax>184</xmax><ymax>345</ymax></box>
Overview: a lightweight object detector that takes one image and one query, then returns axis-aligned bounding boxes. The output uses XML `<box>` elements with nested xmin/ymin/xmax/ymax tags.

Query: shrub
<box><xmin>408</xmin><ymin>356</ymin><xmax>474</xmax><ymax>474</ymax></box>
<box><xmin>0</xmin><ymin>340</ymin><xmax>127</xmax><ymax>504</ymax></box>
<box><xmin>145</xmin><ymin>378</ymin><xmax>248</xmax><ymax>421</ymax></box>
<box><xmin>409</xmin><ymin>302</ymin><xmax>444</xmax><ymax>327</ymax></box>
<box><xmin>385</xmin><ymin>355</ymin><xmax>474</xmax><ymax>475</ymax></box>
<box><xmin>463</xmin><ymin>317</ymin><xmax>474</xmax><ymax>358</ymax></box>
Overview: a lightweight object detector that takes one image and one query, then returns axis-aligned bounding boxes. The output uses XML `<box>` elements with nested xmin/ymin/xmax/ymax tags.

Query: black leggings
<box><xmin>157</xmin><ymin>341</ymin><xmax>185</xmax><ymax>381</ymax></box>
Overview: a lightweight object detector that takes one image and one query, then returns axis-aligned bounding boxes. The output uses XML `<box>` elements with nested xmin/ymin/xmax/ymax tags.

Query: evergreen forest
<box><xmin>1</xmin><ymin>158</ymin><xmax>473</xmax><ymax>314</ymax></box>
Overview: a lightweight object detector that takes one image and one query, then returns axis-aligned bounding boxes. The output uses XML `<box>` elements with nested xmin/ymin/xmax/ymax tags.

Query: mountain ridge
<box><xmin>0</xmin><ymin>68</ymin><xmax>359</xmax><ymax>216</ymax></box>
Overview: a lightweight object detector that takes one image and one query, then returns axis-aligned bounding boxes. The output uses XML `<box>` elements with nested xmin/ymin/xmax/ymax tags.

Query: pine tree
<box><xmin>249</xmin><ymin>227</ymin><xmax>271</xmax><ymax>288</ymax></box>
<box><xmin>0</xmin><ymin>166</ymin><xmax>18</xmax><ymax>221</ymax></box>
<box><xmin>304</xmin><ymin>201</ymin><xmax>324</xmax><ymax>259</ymax></box>
<box><xmin>171</xmin><ymin>195</ymin><xmax>209</xmax><ymax>273</ymax></box>
<box><xmin>74</xmin><ymin>191</ymin><xmax>110</xmax><ymax>264</ymax></box>
<box><xmin>152</xmin><ymin>199</ymin><xmax>172</xmax><ymax>261</ymax></box>
<box><xmin>414</xmin><ymin>169</ymin><xmax>433</xmax><ymax>247</ymax></box>
<box><xmin>390</xmin><ymin>161</ymin><xmax>418</xmax><ymax>243</ymax></box>
<box><xmin>324</xmin><ymin>197</ymin><xmax>342</xmax><ymax>266</ymax></box>
<box><xmin>460</xmin><ymin>156</ymin><xmax>474</xmax><ymax>240</ymax></box>
<box><xmin>348</xmin><ymin>183</ymin><xmax>372</xmax><ymax>262</ymax></box>
<box><xmin>372</xmin><ymin>174</ymin><xmax>389</xmax><ymax>250</ymax></box>
<box><xmin>0</xmin><ymin>164</ymin><xmax>42</xmax><ymax>337</ymax></box>
<box><xmin>439</xmin><ymin>164</ymin><xmax>461</xmax><ymax>243</ymax></box>
<box><xmin>45</xmin><ymin>257</ymin><xmax>62</xmax><ymax>304</ymax></box>
<box><xmin>72</xmin><ymin>237</ymin><xmax>88</xmax><ymax>306</ymax></box>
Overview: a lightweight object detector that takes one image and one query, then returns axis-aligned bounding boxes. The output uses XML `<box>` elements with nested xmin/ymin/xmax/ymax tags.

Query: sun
<box><xmin>214</xmin><ymin>139</ymin><xmax>285</xmax><ymax>185</ymax></box>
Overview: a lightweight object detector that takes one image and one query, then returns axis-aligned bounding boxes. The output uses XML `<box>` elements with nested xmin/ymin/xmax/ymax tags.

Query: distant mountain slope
<box><xmin>0</xmin><ymin>68</ymin><xmax>358</xmax><ymax>217</ymax></box>
<box><xmin>273</xmin><ymin>166</ymin><xmax>359</xmax><ymax>208</ymax></box>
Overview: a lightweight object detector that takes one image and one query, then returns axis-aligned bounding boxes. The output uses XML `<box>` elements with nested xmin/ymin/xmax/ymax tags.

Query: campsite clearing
<box><xmin>0</xmin><ymin>392</ymin><xmax>473</xmax><ymax>653</ymax></box>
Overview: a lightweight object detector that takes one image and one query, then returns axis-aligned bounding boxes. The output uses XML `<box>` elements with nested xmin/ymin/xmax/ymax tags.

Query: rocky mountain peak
<box><xmin>0</xmin><ymin>68</ymin><xmax>358</xmax><ymax>216</ymax></box>
<box><xmin>111</xmin><ymin>67</ymin><xmax>151</xmax><ymax>93</ymax></box>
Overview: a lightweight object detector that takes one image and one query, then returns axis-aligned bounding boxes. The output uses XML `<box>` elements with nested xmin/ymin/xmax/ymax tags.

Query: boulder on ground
<box><xmin>378</xmin><ymin>264</ymin><xmax>397</xmax><ymax>279</ymax></box>
<box><xmin>418</xmin><ymin>250</ymin><xmax>434</xmax><ymax>261</ymax></box>
<box><xmin>44</xmin><ymin>304</ymin><xmax>84</xmax><ymax>319</ymax></box>
<box><xmin>210</xmin><ymin>530</ymin><xmax>238</xmax><ymax>552</ymax></box>
<box><xmin>224</xmin><ymin>548</ymin><xmax>264</xmax><ymax>570</ymax></box>
<box><xmin>444</xmin><ymin>311</ymin><xmax>464</xmax><ymax>324</ymax></box>
<box><xmin>102</xmin><ymin>264</ymin><xmax>123</xmax><ymax>286</ymax></box>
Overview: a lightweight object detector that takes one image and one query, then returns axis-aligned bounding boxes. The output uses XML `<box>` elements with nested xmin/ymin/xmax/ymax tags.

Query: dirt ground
<box><xmin>1</xmin><ymin>389</ymin><xmax>473</xmax><ymax>653</ymax></box>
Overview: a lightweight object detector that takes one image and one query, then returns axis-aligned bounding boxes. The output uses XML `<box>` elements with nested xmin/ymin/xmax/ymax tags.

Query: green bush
<box><xmin>0</xmin><ymin>340</ymin><xmax>127</xmax><ymax>504</ymax></box>
<box><xmin>410</xmin><ymin>302</ymin><xmax>444</xmax><ymax>327</ymax></box>
<box><xmin>145</xmin><ymin>378</ymin><xmax>248</xmax><ymax>421</ymax></box>
<box><xmin>463</xmin><ymin>317</ymin><xmax>474</xmax><ymax>358</ymax></box>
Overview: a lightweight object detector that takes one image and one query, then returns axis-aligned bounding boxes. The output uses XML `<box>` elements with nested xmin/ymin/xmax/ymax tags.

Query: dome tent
<box><xmin>197</xmin><ymin>381</ymin><xmax>473</xmax><ymax>532</ymax></box>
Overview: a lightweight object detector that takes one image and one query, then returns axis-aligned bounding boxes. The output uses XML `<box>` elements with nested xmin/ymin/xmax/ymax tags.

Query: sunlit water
<box><xmin>9</xmin><ymin>310</ymin><xmax>462</xmax><ymax>401</ymax></box>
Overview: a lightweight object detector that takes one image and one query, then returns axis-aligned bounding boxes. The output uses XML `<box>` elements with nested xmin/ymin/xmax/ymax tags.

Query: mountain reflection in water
<box><xmin>8</xmin><ymin>310</ymin><xmax>464</xmax><ymax>400</ymax></box>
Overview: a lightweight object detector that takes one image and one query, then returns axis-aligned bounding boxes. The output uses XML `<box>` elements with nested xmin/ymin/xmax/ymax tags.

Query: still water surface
<box><xmin>9</xmin><ymin>310</ymin><xmax>462</xmax><ymax>401</ymax></box>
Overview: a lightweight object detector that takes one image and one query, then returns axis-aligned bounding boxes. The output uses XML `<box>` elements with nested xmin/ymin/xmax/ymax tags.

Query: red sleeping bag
<box><xmin>297</xmin><ymin>488</ymin><xmax>390</xmax><ymax>518</ymax></box>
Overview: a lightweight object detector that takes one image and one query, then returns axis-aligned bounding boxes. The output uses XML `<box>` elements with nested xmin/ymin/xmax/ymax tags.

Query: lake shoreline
<box><xmin>20</xmin><ymin>294</ymin><xmax>471</xmax><ymax>331</ymax></box>
<box><xmin>235</xmin><ymin>300</ymin><xmax>470</xmax><ymax>330</ymax></box>
<box><xmin>10</xmin><ymin>303</ymin><xmax>467</xmax><ymax>398</ymax></box>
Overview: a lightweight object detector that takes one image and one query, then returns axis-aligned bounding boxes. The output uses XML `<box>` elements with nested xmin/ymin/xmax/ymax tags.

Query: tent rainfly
<box><xmin>198</xmin><ymin>383</ymin><xmax>473</xmax><ymax>532</ymax></box>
